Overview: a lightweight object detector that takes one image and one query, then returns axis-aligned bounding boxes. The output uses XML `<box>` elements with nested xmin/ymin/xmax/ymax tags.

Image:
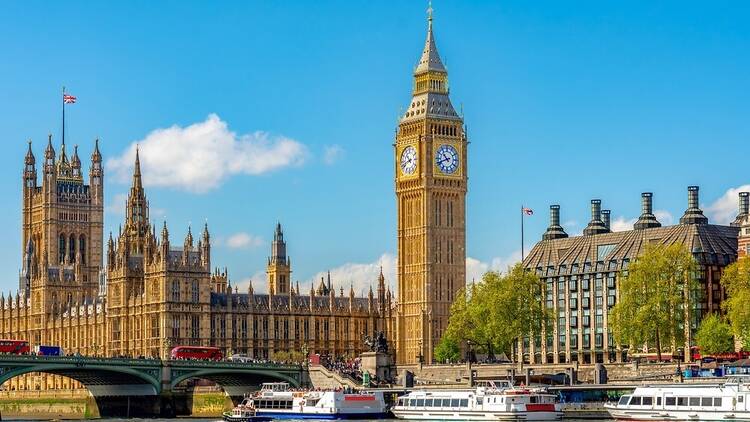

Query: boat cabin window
<box><xmin>530</xmin><ymin>396</ymin><xmax>537</xmax><ymax>403</ymax></box>
<box><xmin>442</xmin><ymin>399</ymin><xmax>451</xmax><ymax>407</ymax></box>
<box><xmin>460</xmin><ymin>399</ymin><xmax>469</xmax><ymax>407</ymax></box>
<box><xmin>409</xmin><ymin>399</ymin><xmax>416</xmax><ymax>407</ymax></box>
<box><xmin>642</xmin><ymin>397</ymin><xmax>653</xmax><ymax>406</ymax></box>
<box><xmin>630</xmin><ymin>397</ymin><xmax>642</xmax><ymax>406</ymax></box>
<box><xmin>701</xmin><ymin>397</ymin><xmax>712</xmax><ymax>407</ymax></box>
<box><xmin>451</xmin><ymin>399</ymin><xmax>460</xmax><ymax>407</ymax></box>
<box><xmin>618</xmin><ymin>396</ymin><xmax>631</xmax><ymax>406</ymax></box>
<box><xmin>656</xmin><ymin>397</ymin><xmax>661</xmax><ymax>406</ymax></box>
<box><xmin>714</xmin><ymin>398</ymin><xmax>722</xmax><ymax>406</ymax></box>
<box><xmin>689</xmin><ymin>397</ymin><xmax>700</xmax><ymax>406</ymax></box>
<box><xmin>425</xmin><ymin>399</ymin><xmax>433</xmax><ymax>407</ymax></box>
<box><xmin>476</xmin><ymin>398</ymin><xmax>483</xmax><ymax>405</ymax></box>
<box><xmin>416</xmin><ymin>399</ymin><xmax>424</xmax><ymax>407</ymax></box>
<box><xmin>739</xmin><ymin>396</ymin><xmax>744</xmax><ymax>403</ymax></box>
<box><xmin>665</xmin><ymin>397</ymin><xmax>675</xmax><ymax>406</ymax></box>
<box><xmin>677</xmin><ymin>397</ymin><xmax>687</xmax><ymax>406</ymax></box>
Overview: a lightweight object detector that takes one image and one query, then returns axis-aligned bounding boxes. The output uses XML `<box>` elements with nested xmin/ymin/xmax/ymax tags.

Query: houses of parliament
<box><xmin>2</xmin><ymin>7</ymin><xmax>465</xmax><ymax>392</ymax></box>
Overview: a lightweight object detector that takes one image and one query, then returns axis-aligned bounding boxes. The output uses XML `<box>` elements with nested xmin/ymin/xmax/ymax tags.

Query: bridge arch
<box><xmin>0</xmin><ymin>363</ymin><xmax>162</xmax><ymax>394</ymax></box>
<box><xmin>170</xmin><ymin>367</ymin><xmax>302</xmax><ymax>391</ymax></box>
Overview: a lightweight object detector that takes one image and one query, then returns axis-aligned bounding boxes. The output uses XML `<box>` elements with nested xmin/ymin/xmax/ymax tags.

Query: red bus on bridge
<box><xmin>170</xmin><ymin>346</ymin><xmax>223</xmax><ymax>361</ymax></box>
<box><xmin>0</xmin><ymin>339</ymin><xmax>30</xmax><ymax>354</ymax></box>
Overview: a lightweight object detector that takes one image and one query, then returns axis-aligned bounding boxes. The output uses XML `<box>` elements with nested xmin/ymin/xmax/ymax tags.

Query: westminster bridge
<box><xmin>0</xmin><ymin>355</ymin><xmax>305</xmax><ymax>417</ymax></box>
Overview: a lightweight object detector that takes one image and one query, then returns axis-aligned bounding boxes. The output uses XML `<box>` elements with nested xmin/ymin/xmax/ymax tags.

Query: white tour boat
<box><xmin>392</xmin><ymin>381</ymin><xmax>563</xmax><ymax>421</ymax></box>
<box><xmin>247</xmin><ymin>382</ymin><xmax>389</xmax><ymax>419</ymax></box>
<box><xmin>223</xmin><ymin>397</ymin><xmax>273</xmax><ymax>422</ymax></box>
<box><xmin>605</xmin><ymin>376</ymin><xmax>750</xmax><ymax>421</ymax></box>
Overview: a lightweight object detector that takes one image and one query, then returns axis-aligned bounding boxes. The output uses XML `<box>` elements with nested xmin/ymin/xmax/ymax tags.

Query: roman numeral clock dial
<box><xmin>400</xmin><ymin>145</ymin><xmax>418</xmax><ymax>175</ymax></box>
<box><xmin>435</xmin><ymin>144</ymin><xmax>459</xmax><ymax>175</ymax></box>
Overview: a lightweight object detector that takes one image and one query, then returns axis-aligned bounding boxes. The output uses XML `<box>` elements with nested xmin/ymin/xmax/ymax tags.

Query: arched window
<box><xmin>59</xmin><ymin>234</ymin><xmax>66</xmax><ymax>263</ymax></box>
<box><xmin>79</xmin><ymin>235</ymin><xmax>86</xmax><ymax>265</ymax></box>
<box><xmin>68</xmin><ymin>235</ymin><xmax>76</xmax><ymax>263</ymax></box>
<box><xmin>191</xmin><ymin>280</ymin><xmax>199</xmax><ymax>303</ymax></box>
<box><xmin>172</xmin><ymin>280</ymin><xmax>180</xmax><ymax>302</ymax></box>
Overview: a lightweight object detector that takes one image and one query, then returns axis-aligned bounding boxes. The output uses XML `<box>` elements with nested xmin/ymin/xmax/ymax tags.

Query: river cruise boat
<box><xmin>223</xmin><ymin>398</ymin><xmax>273</xmax><ymax>422</ymax></box>
<box><xmin>605</xmin><ymin>377</ymin><xmax>750</xmax><ymax>421</ymax></box>
<box><xmin>248</xmin><ymin>382</ymin><xmax>389</xmax><ymax>419</ymax></box>
<box><xmin>392</xmin><ymin>381</ymin><xmax>562</xmax><ymax>421</ymax></box>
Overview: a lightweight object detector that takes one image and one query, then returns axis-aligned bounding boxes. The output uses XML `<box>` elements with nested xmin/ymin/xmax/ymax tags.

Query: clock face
<box><xmin>400</xmin><ymin>146</ymin><xmax>418</xmax><ymax>175</ymax></box>
<box><xmin>435</xmin><ymin>144</ymin><xmax>459</xmax><ymax>174</ymax></box>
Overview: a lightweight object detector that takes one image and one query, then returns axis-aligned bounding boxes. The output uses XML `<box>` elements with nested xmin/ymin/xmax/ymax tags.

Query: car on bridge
<box><xmin>228</xmin><ymin>353</ymin><xmax>253</xmax><ymax>363</ymax></box>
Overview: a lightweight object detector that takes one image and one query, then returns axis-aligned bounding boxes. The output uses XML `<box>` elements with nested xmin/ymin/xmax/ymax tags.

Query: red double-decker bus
<box><xmin>170</xmin><ymin>346</ymin><xmax>223</xmax><ymax>361</ymax></box>
<box><xmin>690</xmin><ymin>346</ymin><xmax>750</xmax><ymax>362</ymax></box>
<box><xmin>0</xmin><ymin>339</ymin><xmax>30</xmax><ymax>354</ymax></box>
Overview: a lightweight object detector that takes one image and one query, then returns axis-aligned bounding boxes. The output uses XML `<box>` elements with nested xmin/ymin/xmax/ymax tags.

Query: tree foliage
<box><xmin>721</xmin><ymin>256</ymin><xmax>750</xmax><ymax>348</ymax></box>
<box><xmin>442</xmin><ymin>264</ymin><xmax>551</xmax><ymax>361</ymax></box>
<box><xmin>609</xmin><ymin>243</ymin><xmax>698</xmax><ymax>360</ymax></box>
<box><xmin>434</xmin><ymin>335</ymin><xmax>461</xmax><ymax>363</ymax></box>
<box><xmin>695</xmin><ymin>313</ymin><xmax>734</xmax><ymax>355</ymax></box>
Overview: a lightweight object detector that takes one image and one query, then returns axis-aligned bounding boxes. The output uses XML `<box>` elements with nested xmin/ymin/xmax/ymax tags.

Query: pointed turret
<box><xmin>185</xmin><ymin>226</ymin><xmax>193</xmax><ymax>249</ymax></box>
<box><xmin>71</xmin><ymin>144</ymin><xmax>82</xmax><ymax>178</ymax></box>
<box><xmin>89</xmin><ymin>138</ymin><xmax>104</xmax><ymax>204</ymax></box>
<box><xmin>24</xmin><ymin>140</ymin><xmax>37</xmax><ymax>190</ymax></box>
<box><xmin>133</xmin><ymin>146</ymin><xmax>143</xmax><ymax>190</ymax></box>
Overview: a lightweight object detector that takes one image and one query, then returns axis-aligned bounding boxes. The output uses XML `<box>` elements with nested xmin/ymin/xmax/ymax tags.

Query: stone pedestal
<box><xmin>361</xmin><ymin>351</ymin><xmax>391</xmax><ymax>383</ymax></box>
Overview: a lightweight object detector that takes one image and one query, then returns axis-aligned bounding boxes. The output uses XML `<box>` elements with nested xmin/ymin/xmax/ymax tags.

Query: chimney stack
<box><xmin>601</xmin><ymin>209</ymin><xmax>611</xmax><ymax>232</ymax></box>
<box><xmin>584</xmin><ymin>199</ymin><xmax>609</xmax><ymax>235</ymax></box>
<box><xmin>634</xmin><ymin>192</ymin><xmax>661</xmax><ymax>229</ymax></box>
<box><xmin>542</xmin><ymin>205</ymin><xmax>568</xmax><ymax>240</ymax></box>
<box><xmin>731</xmin><ymin>192</ymin><xmax>750</xmax><ymax>227</ymax></box>
<box><xmin>679</xmin><ymin>186</ymin><xmax>708</xmax><ymax>225</ymax></box>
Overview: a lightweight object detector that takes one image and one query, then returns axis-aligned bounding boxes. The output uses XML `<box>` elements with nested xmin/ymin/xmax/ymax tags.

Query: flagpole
<box><xmin>62</xmin><ymin>86</ymin><xmax>65</xmax><ymax>145</ymax></box>
<box><xmin>521</xmin><ymin>205</ymin><xmax>525</xmax><ymax>262</ymax></box>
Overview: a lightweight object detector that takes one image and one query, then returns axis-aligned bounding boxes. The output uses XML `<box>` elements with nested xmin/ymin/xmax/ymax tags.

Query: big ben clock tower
<box><xmin>395</xmin><ymin>7</ymin><xmax>467</xmax><ymax>365</ymax></box>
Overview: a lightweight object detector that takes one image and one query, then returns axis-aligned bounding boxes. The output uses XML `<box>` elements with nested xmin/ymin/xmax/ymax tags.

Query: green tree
<box><xmin>695</xmin><ymin>313</ymin><xmax>734</xmax><ymax>355</ymax></box>
<box><xmin>434</xmin><ymin>335</ymin><xmax>461</xmax><ymax>363</ymax></box>
<box><xmin>721</xmin><ymin>256</ymin><xmax>750</xmax><ymax>348</ymax></box>
<box><xmin>609</xmin><ymin>243</ymin><xmax>698</xmax><ymax>361</ymax></box>
<box><xmin>443</xmin><ymin>264</ymin><xmax>551</xmax><ymax>362</ymax></box>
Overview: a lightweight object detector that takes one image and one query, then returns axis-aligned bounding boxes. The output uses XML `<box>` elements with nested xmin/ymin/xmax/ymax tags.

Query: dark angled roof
<box><xmin>524</xmin><ymin>223</ymin><xmax>739</xmax><ymax>271</ymax></box>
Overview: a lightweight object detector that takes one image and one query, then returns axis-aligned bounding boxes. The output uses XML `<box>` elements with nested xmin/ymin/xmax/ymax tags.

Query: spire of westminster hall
<box><xmin>125</xmin><ymin>146</ymin><xmax>149</xmax><ymax>246</ymax></box>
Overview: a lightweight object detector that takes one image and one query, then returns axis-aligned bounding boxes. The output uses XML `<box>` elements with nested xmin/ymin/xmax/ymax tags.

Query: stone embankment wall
<box><xmin>397</xmin><ymin>362</ymin><xmax>681</xmax><ymax>386</ymax></box>
<box><xmin>0</xmin><ymin>390</ymin><xmax>99</xmax><ymax>419</ymax></box>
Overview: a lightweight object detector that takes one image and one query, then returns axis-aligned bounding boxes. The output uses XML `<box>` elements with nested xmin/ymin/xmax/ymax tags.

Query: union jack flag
<box><xmin>63</xmin><ymin>94</ymin><xmax>77</xmax><ymax>104</ymax></box>
<box><xmin>522</xmin><ymin>207</ymin><xmax>534</xmax><ymax>216</ymax></box>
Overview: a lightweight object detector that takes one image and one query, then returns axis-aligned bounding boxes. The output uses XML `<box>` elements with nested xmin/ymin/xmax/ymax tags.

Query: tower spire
<box><xmin>133</xmin><ymin>145</ymin><xmax>142</xmax><ymax>189</ymax></box>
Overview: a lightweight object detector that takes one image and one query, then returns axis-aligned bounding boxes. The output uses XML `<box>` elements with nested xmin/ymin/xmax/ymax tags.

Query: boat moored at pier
<box><xmin>247</xmin><ymin>382</ymin><xmax>389</xmax><ymax>420</ymax></box>
<box><xmin>391</xmin><ymin>381</ymin><xmax>562</xmax><ymax>421</ymax></box>
<box><xmin>605</xmin><ymin>377</ymin><xmax>750</xmax><ymax>421</ymax></box>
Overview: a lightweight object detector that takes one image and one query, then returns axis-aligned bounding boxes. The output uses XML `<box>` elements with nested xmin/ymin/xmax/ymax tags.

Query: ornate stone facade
<box><xmin>3</xmin><ymin>140</ymin><xmax>391</xmax><ymax>390</ymax></box>
<box><xmin>394</xmin><ymin>10</ymin><xmax>467</xmax><ymax>365</ymax></box>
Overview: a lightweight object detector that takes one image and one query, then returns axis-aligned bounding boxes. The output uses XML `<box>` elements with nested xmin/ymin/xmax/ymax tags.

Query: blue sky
<box><xmin>1</xmin><ymin>1</ymin><xmax>749</xmax><ymax>294</ymax></box>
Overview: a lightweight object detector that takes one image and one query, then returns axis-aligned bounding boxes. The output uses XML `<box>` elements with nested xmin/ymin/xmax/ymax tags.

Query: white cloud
<box><xmin>107</xmin><ymin>114</ymin><xmax>307</xmax><ymax>193</ymax></box>
<box><xmin>235</xmin><ymin>270</ymin><xmax>269</xmax><ymax>294</ymax></box>
<box><xmin>466</xmin><ymin>250</ymin><xmax>523</xmax><ymax>284</ymax></box>
<box><xmin>106</xmin><ymin>192</ymin><xmax>128</xmax><ymax>216</ymax></box>
<box><xmin>323</xmin><ymin>145</ymin><xmax>344</xmax><ymax>165</ymax></box>
<box><xmin>225</xmin><ymin>232</ymin><xmax>264</xmax><ymax>249</ymax></box>
<box><xmin>706</xmin><ymin>184</ymin><xmax>750</xmax><ymax>225</ymax></box>
<box><xmin>307</xmin><ymin>253</ymin><xmax>397</xmax><ymax>297</ymax></box>
<box><xmin>611</xmin><ymin>210</ymin><xmax>674</xmax><ymax>232</ymax></box>
<box><xmin>611</xmin><ymin>216</ymin><xmax>637</xmax><ymax>232</ymax></box>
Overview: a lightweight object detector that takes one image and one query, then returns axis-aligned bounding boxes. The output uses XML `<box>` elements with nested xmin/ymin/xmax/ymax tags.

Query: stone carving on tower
<box><xmin>395</xmin><ymin>6</ymin><xmax>467</xmax><ymax>364</ymax></box>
